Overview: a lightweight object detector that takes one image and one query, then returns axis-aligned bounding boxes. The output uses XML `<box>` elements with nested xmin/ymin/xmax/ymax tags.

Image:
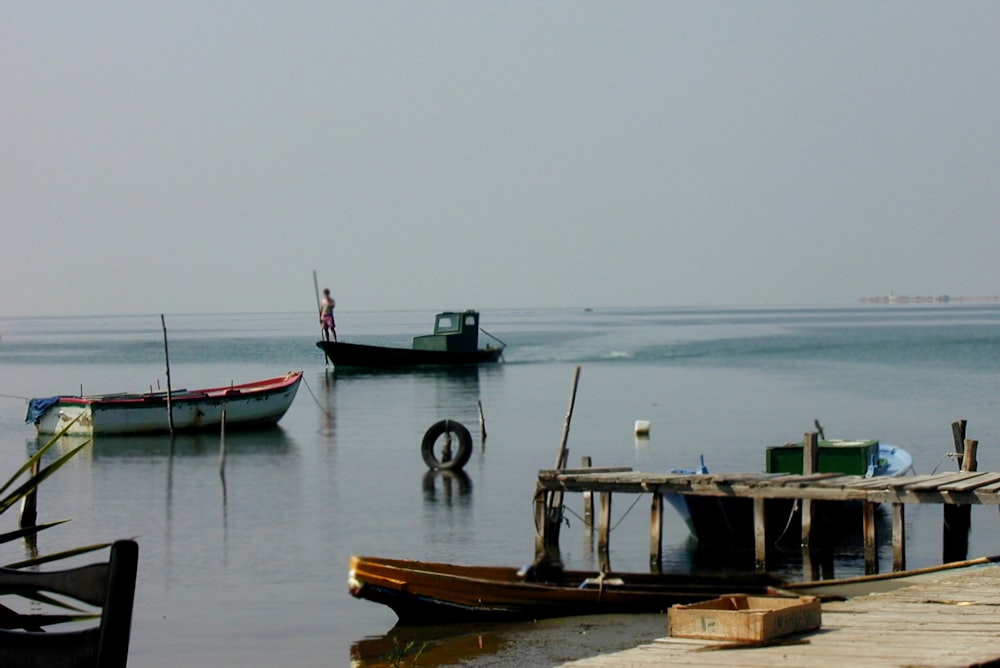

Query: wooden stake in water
<box><xmin>540</xmin><ymin>366</ymin><xmax>582</xmax><ymax>566</ymax></box>
<box><xmin>219</xmin><ymin>409</ymin><xmax>227</xmax><ymax>476</ymax></box>
<box><xmin>161</xmin><ymin>314</ymin><xmax>175</xmax><ymax>435</ymax></box>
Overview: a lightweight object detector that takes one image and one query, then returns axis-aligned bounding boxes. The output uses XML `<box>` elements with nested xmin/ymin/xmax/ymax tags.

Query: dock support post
<box><xmin>863</xmin><ymin>501</ymin><xmax>878</xmax><ymax>574</ymax></box>
<box><xmin>753</xmin><ymin>497</ymin><xmax>767</xmax><ymax>572</ymax></box>
<box><xmin>598</xmin><ymin>492</ymin><xmax>612</xmax><ymax>573</ymax></box>
<box><xmin>534</xmin><ymin>487</ymin><xmax>547</xmax><ymax>558</ymax></box>
<box><xmin>650</xmin><ymin>493</ymin><xmax>663</xmax><ymax>573</ymax></box>
<box><xmin>892</xmin><ymin>502</ymin><xmax>906</xmax><ymax>571</ymax></box>
<box><xmin>801</xmin><ymin>432</ymin><xmax>818</xmax><ymax>547</ymax></box>
<box><xmin>581</xmin><ymin>457</ymin><xmax>594</xmax><ymax>561</ymax></box>
<box><xmin>944</xmin><ymin>430</ymin><xmax>978</xmax><ymax>563</ymax></box>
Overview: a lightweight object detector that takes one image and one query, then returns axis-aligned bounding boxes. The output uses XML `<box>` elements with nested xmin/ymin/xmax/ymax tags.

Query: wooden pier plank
<box><xmin>556</xmin><ymin>565</ymin><xmax>1000</xmax><ymax>667</ymax></box>
<box><xmin>939</xmin><ymin>471</ymin><xmax>1000</xmax><ymax>492</ymax></box>
<box><xmin>895</xmin><ymin>471</ymin><xmax>974</xmax><ymax>491</ymax></box>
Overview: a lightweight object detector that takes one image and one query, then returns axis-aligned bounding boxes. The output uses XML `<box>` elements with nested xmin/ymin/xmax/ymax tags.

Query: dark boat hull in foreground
<box><xmin>318</xmin><ymin>309</ymin><xmax>505</xmax><ymax>369</ymax></box>
<box><xmin>316</xmin><ymin>341</ymin><xmax>503</xmax><ymax>369</ymax></box>
<box><xmin>347</xmin><ymin>555</ymin><xmax>785</xmax><ymax>624</ymax></box>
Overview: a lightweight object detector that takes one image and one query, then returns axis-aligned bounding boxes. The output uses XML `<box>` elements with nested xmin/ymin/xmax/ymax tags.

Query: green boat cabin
<box><xmin>412</xmin><ymin>310</ymin><xmax>482</xmax><ymax>353</ymax></box>
<box><xmin>766</xmin><ymin>439</ymin><xmax>880</xmax><ymax>476</ymax></box>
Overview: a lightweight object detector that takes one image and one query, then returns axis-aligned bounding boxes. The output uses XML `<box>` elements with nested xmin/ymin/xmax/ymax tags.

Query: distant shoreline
<box><xmin>860</xmin><ymin>295</ymin><xmax>1000</xmax><ymax>304</ymax></box>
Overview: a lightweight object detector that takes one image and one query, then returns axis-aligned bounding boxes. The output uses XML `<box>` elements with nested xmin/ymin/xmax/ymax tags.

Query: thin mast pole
<box><xmin>161</xmin><ymin>314</ymin><xmax>174</xmax><ymax>435</ymax></box>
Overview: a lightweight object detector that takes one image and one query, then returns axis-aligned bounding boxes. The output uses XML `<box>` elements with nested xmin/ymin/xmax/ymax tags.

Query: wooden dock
<box><xmin>555</xmin><ymin>562</ymin><xmax>1000</xmax><ymax>667</ymax></box>
<box><xmin>535</xmin><ymin>466</ymin><xmax>1000</xmax><ymax>574</ymax></box>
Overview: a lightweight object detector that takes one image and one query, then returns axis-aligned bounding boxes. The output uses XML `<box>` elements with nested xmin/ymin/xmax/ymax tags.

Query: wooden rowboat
<box><xmin>347</xmin><ymin>555</ymin><xmax>786</xmax><ymax>624</ymax></box>
<box><xmin>26</xmin><ymin>371</ymin><xmax>303</xmax><ymax>435</ymax></box>
<box><xmin>348</xmin><ymin>554</ymin><xmax>1000</xmax><ymax>626</ymax></box>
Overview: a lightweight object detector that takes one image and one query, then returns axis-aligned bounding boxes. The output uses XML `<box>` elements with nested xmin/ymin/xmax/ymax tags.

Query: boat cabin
<box><xmin>766</xmin><ymin>439</ymin><xmax>880</xmax><ymax>476</ymax></box>
<box><xmin>412</xmin><ymin>310</ymin><xmax>482</xmax><ymax>353</ymax></box>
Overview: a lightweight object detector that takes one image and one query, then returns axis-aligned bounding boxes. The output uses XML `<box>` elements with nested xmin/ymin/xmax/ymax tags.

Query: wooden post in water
<box><xmin>650</xmin><ymin>492</ymin><xmax>664</xmax><ymax>573</ymax></box>
<box><xmin>19</xmin><ymin>459</ymin><xmax>39</xmax><ymax>530</ymax></box>
<box><xmin>219</xmin><ymin>409</ymin><xmax>227</xmax><ymax>476</ymax></box>
<box><xmin>581</xmin><ymin>456</ymin><xmax>594</xmax><ymax>530</ymax></box>
<box><xmin>944</xmin><ymin>420</ymin><xmax>976</xmax><ymax>563</ymax></box>
<box><xmin>541</xmin><ymin>366</ymin><xmax>582</xmax><ymax>566</ymax></box>
<box><xmin>801</xmin><ymin>432</ymin><xmax>819</xmax><ymax>579</ymax></box>
<box><xmin>477</xmin><ymin>400</ymin><xmax>487</xmax><ymax>443</ymax></box>
<box><xmin>863</xmin><ymin>500</ymin><xmax>878</xmax><ymax>574</ymax></box>
<box><xmin>598</xmin><ymin>491</ymin><xmax>612</xmax><ymax>573</ymax></box>
<box><xmin>801</xmin><ymin>432</ymin><xmax>817</xmax><ymax>546</ymax></box>
<box><xmin>892</xmin><ymin>502</ymin><xmax>906</xmax><ymax>571</ymax></box>
<box><xmin>945</xmin><ymin>425</ymin><xmax>978</xmax><ymax>563</ymax></box>
<box><xmin>161</xmin><ymin>315</ymin><xmax>175</xmax><ymax>435</ymax></box>
<box><xmin>580</xmin><ymin>456</ymin><xmax>595</xmax><ymax>562</ymax></box>
<box><xmin>533</xmin><ymin>489</ymin><xmax>546</xmax><ymax>557</ymax></box>
<box><xmin>753</xmin><ymin>497</ymin><xmax>767</xmax><ymax>571</ymax></box>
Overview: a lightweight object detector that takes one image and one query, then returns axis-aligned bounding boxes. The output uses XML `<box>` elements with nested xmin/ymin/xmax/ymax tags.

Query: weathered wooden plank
<box><xmin>899</xmin><ymin>472</ymin><xmax>974</xmax><ymax>491</ymax></box>
<box><xmin>557</xmin><ymin>564</ymin><xmax>1000</xmax><ymax>667</ymax></box>
<box><xmin>942</xmin><ymin>472</ymin><xmax>1000</xmax><ymax>492</ymax></box>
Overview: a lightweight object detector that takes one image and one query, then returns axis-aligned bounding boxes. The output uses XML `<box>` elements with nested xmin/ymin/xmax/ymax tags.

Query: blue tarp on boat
<box><xmin>25</xmin><ymin>397</ymin><xmax>61</xmax><ymax>424</ymax></box>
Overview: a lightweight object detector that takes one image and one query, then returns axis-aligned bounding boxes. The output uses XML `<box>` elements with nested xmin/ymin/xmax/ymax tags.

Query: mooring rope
<box><xmin>534</xmin><ymin>491</ymin><xmax>646</xmax><ymax>537</ymax></box>
<box><xmin>299</xmin><ymin>375</ymin><xmax>333</xmax><ymax>420</ymax></box>
<box><xmin>0</xmin><ymin>393</ymin><xmax>29</xmax><ymax>402</ymax></box>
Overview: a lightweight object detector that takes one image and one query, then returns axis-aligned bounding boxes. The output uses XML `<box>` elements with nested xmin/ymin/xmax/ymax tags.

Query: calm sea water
<box><xmin>2</xmin><ymin>304</ymin><xmax>1000</xmax><ymax>666</ymax></box>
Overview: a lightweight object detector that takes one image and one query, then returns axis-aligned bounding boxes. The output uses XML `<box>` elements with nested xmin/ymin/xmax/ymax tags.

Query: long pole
<box><xmin>540</xmin><ymin>366</ymin><xmax>582</xmax><ymax>568</ymax></box>
<box><xmin>554</xmin><ymin>366</ymin><xmax>581</xmax><ymax>470</ymax></box>
<box><xmin>161</xmin><ymin>314</ymin><xmax>175</xmax><ymax>435</ymax></box>
<box><xmin>312</xmin><ymin>270</ymin><xmax>322</xmax><ymax>324</ymax></box>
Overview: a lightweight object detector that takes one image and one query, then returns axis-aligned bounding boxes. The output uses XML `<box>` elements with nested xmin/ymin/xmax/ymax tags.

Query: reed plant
<box><xmin>1</xmin><ymin>415</ymin><xmax>113</xmax><ymax>567</ymax></box>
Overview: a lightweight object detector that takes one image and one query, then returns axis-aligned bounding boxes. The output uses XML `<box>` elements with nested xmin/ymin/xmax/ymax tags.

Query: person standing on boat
<box><xmin>320</xmin><ymin>289</ymin><xmax>337</xmax><ymax>342</ymax></box>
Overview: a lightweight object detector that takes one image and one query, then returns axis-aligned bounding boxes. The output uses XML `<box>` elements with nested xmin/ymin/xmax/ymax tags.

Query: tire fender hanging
<box><xmin>421</xmin><ymin>419</ymin><xmax>473</xmax><ymax>471</ymax></box>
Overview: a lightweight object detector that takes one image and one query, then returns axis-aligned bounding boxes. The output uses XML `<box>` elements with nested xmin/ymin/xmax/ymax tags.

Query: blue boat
<box><xmin>669</xmin><ymin>441</ymin><xmax>914</xmax><ymax>546</ymax></box>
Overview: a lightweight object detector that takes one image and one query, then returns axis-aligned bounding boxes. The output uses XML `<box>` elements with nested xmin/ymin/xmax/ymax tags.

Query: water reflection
<box><xmin>421</xmin><ymin>470</ymin><xmax>472</xmax><ymax>505</ymax></box>
<box><xmin>31</xmin><ymin>426</ymin><xmax>294</xmax><ymax>459</ymax></box>
<box><xmin>351</xmin><ymin>622</ymin><xmax>506</xmax><ymax>668</ymax></box>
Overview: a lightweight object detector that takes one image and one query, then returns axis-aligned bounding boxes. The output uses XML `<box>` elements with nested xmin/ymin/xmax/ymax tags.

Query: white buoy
<box><xmin>634</xmin><ymin>420</ymin><xmax>650</xmax><ymax>436</ymax></box>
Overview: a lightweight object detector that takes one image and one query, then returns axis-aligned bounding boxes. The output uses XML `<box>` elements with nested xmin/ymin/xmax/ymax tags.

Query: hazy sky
<box><xmin>3</xmin><ymin>2</ymin><xmax>999</xmax><ymax>317</ymax></box>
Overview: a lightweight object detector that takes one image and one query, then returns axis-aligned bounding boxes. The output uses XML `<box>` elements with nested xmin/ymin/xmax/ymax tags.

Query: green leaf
<box><xmin>0</xmin><ymin>414</ymin><xmax>85</xmax><ymax>498</ymax></box>
<box><xmin>4</xmin><ymin>542</ymin><xmax>113</xmax><ymax>570</ymax></box>
<box><xmin>0</xmin><ymin>441</ymin><xmax>91</xmax><ymax>515</ymax></box>
<box><xmin>0</xmin><ymin>520</ymin><xmax>70</xmax><ymax>546</ymax></box>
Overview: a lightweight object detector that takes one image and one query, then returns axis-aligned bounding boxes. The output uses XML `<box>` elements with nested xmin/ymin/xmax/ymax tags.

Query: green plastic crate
<box><xmin>765</xmin><ymin>439</ymin><xmax>879</xmax><ymax>475</ymax></box>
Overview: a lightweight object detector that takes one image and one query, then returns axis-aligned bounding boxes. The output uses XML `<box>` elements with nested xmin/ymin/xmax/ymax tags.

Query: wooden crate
<box><xmin>668</xmin><ymin>595</ymin><xmax>821</xmax><ymax>642</ymax></box>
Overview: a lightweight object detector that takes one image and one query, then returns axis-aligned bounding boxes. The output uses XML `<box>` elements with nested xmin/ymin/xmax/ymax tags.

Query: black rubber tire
<box><xmin>421</xmin><ymin>419</ymin><xmax>473</xmax><ymax>471</ymax></box>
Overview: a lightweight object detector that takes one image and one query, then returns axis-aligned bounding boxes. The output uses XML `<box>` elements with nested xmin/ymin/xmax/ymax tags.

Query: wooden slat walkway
<box><xmin>537</xmin><ymin>469</ymin><xmax>1000</xmax><ymax>505</ymax></box>
<box><xmin>556</xmin><ymin>563</ymin><xmax>1000</xmax><ymax>667</ymax></box>
<box><xmin>535</xmin><ymin>469</ymin><xmax>1000</xmax><ymax>574</ymax></box>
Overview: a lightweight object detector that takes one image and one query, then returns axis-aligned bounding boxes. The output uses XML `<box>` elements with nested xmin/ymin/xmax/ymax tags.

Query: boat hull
<box><xmin>347</xmin><ymin>555</ymin><xmax>784</xmax><ymax>625</ymax></box>
<box><xmin>30</xmin><ymin>372</ymin><xmax>303</xmax><ymax>435</ymax></box>
<box><xmin>317</xmin><ymin>341</ymin><xmax>503</xmax><ymax>369</ymax></box>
